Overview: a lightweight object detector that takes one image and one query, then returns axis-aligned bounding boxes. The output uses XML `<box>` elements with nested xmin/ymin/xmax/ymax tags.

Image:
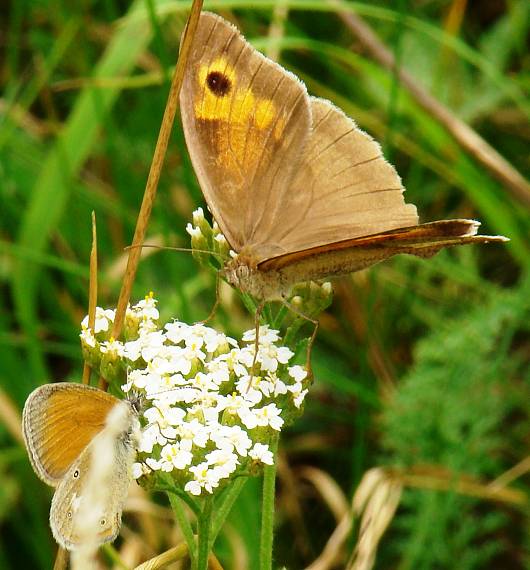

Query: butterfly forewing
<box><xmin>22</xmin><ymin>383</ymin><xmax>119</xmax><ymax>486</ymax></box>
<box><xmin>268</xmin><ymin>98</ymin><xmax>419</xmax><ymax>254</ymax></box>
<box><xmin>180</xmin><ymin>12</ymin><xmax>311</xmax><ymax>256</ymax></box>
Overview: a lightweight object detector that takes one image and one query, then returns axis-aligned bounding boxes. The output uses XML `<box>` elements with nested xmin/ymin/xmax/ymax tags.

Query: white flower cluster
<box><xmin>80</xmin><ymin>295</ymin><xmax>309</xmax><ymax>496</ymax></box>
<box><xmin>80</xmin><ymin>292</ymin><xmax>160</xmax><ymax>348</ymax></box>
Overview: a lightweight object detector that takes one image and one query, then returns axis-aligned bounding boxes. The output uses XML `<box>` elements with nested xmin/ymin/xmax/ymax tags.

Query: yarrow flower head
<box><xmin>80</xmin><ymin>297</ymin><xmax>310</xmax><ymax>496</ymax></box>
<box><xmin>186</xmin><ymin>207</ymin><xmax>231</xmax><ymax>268</ymax></box>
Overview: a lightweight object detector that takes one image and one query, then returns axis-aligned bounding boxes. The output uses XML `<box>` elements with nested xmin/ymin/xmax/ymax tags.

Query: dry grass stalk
<box><xmin>109</xmin><ymin>0</ymin><xmax>204</xmax><ymax>361</ymax></box>
<box><xmin>133</xmin><ymin>545</ymin><xmax>224</xmax><ymax>570</ymax></box>
<box><xmin>223</xmin><ymin>524</ymin><xmax>249</xmax><ymax>570</ymax></box>
<box><xmin>133</xmin><ymin>543</ymin><xmax>189</xmax><ymax>570</ymax></box>
<box><xmin>299</xmin><ymin>466</ymin><xmax>352</xmax><ymax>570</ymax></box>
<box><xmin>489</xmin><ymin>456</ymin><xmax>530</xmax><ymax>491</ymax></box>
<box><xmin>53</xmin><ymin>547</ymin><xmax>69</xmax><ymax>570</ymax></box>
<box><xmin>395</xmin><ymin>464</ymin><xmax>528</xmax><ymax>506</ymax></box>
<box><xmin>335</xmin><ymin>3</ymin><xmax>530</xmax><ymax>207</ymax></box>
<box><xmin>346</xmin><ymin>462</ymin><xmax>528</xmax><ymax>570</ymax></box>
<box><xmin>347</xmin><ymin>468</ymin><xmax>402</xmax><ymax>570</ymax></box>
<box><xmin>0</xmin><ymin>388</ymin><xmax>23</xmax><ymax>445</ymax></box>
<box><xmin>84</xmin><ymin>211</ymin><xmax>97</xmax><ymax>386</ymax></box>
<box><xmin>266</xmin><ymin>0</ymin><xmax>289</xmax><ymax>61</ymax></box>
<box><xmin>53</xmin><ymin>216</ymin><xmax>100</xmax><ymax>570</ymax></box>
<box><xmin>107</xmin><ymin>234</ymin><xmax>165</xmax><ymax>282</ymax></box>
<box><xmin>277</xmin><ymin>452</ymin><xmax>312</xmax><ymax>558</ymax></box>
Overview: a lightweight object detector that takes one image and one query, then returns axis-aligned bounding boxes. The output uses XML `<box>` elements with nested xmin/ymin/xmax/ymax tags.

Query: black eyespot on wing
<box><xmin>73</xmin><ymin>469</ymin><xmax>80</xmax><ymax>479</ymax></box>
<box><xmin>206</xmin><ymin>71</ymin><xmax>231</xmax><ymax>97</ymax></box>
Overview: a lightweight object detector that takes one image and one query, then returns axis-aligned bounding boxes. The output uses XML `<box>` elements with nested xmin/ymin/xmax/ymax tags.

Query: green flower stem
<box><xmin>241</xmin><ymin>292</ymin><xmax>259</xmax><ymax>316</ymax></box>
<box><xmin>259</xmin><ymin>433</ymin><xmax>280</xmax><ymax>570</ymax></box>
<box><xmin>168</xmin><ymin>491</ymin><xmax>197</xmax><ymax>564</ymax></box>
<box><xmin>101</xmin><ymin>544</ymin><xmax>129</xmax><ymax>569</ymax></box>
<box><xmin>210</xmin><ymin>477</ymin><xmax>248</xmax><ymax>548</ymax></box>
<box><xmin>159</xmin><ymin>482</ymin><xmax>200</xmax><ymax>516</ymax></box>
<box><xmin>197</xmin><ymin>494</ymin><xmax>214</xmax><ymax>570</ymax></box>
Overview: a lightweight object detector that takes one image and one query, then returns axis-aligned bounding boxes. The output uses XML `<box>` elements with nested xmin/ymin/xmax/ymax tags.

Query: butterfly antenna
<box><xmin>124</xmin><ymin>243</ymin><xmax>216</xmax><ymax>256</ymax></box>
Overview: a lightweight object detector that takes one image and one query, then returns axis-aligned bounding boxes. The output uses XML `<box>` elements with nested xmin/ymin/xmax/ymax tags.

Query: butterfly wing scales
<box><xmin>260</xmin><ymin>97</ymin><xmax>419</xmax><ymax>256</ymax></box>
<box><xmin>180</xmin><ymin>12</ymin><xmax>311</xmax><ymax>256</ymax></box>
<box><xmin>22</xmin><ymin>383</ymin><xmax>118</xmax><ymax>486</ymax></box>
<box><xmin>49</xmin><ymin>423</ymin><xmax>134</xmax><ymax>550</ymax></box>
<box><xmin>260</xmin><ymin>220</ymin><xmax>508</xmax><ymax>281</ymax></box>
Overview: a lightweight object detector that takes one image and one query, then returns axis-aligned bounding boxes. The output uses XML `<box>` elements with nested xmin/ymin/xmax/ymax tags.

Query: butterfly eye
<box><xmin>99</xmin><ymin>518</ymin><xmax>107</xmax><ymax>527</ymax></box>
<box><xmin>73</xmin><ymin>469</ymin><xmax>80</xmax><ymax>479</ymax></box>
<box><xmin>206</xmin><ymin>71</ymin><xmax>231</xmax><ymax>97</ymax></box>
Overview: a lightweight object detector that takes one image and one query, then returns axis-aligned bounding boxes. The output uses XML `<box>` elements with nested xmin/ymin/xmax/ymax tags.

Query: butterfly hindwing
<box><xmin>260</xmin><ymin>220</ymin><xmax>503</xmax><ymax>280</ymax></box>
<box><xmin>49</xmin><ymin>424</ymin><xmax>134</xmax><ymax>550</ymax></box>
<box><xmin>267</xmin><ymin>97</ymin><xmax>420</xmax><ymax>255</ymax></box>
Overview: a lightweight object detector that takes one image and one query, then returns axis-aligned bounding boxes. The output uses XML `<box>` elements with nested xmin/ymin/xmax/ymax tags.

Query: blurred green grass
<box><xmin>1</xmin><ymin>1</ymin><xmax>528</xmax><ymax>568</ymax></box>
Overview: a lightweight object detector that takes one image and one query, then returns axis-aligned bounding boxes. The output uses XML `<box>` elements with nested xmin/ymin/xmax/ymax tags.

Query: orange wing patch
<box><xmin>196</xmin><ymin>57</ymin><xmax>243</xmax><ymax>121</ymax></box>
<box><xmin>194</xmin><ymin>58</ymin><xmax>283</xmax><ymax>184</ymax></box>
<box><xmin>255</xmin><ymin>99</ymin><xmax>275</xmax><ymax>130</ymax></box>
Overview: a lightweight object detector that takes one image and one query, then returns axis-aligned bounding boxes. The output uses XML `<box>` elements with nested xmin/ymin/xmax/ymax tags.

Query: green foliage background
<box><xmin>0</xmin><ymin>1</ymin><xmax>528</xmax><ymax>568</ymax></box>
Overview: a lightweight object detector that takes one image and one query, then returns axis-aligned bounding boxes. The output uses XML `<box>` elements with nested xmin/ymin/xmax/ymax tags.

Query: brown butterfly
<box><xmin>180</xmin><ymin>12</ymin><xmax>507</xmax><ymax>302</ymax></box>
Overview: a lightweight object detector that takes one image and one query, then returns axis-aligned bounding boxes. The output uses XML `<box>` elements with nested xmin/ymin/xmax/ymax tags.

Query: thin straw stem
<box><xmin>106</xmin><ymin>0</ymin><xmax>204</xmax><ymax>390</ymax></box>
<box><xmin>83</xmin><ymin>211</ymin><xmax>97</xmax><ymax>385</ymax></box>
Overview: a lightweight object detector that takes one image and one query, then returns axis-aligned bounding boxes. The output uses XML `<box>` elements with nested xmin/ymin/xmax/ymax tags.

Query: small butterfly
<box><xmin>22</xmin><ymin>383</ymin><xmax>139</xmax><ymax>550</ymax></box>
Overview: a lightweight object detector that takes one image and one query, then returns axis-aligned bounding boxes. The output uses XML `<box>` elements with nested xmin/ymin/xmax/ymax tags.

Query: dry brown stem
<box><xmin>107</xmin><ymin>0</ymin><xmax>204</xmax><ymax>390</ymax></box>
<box><xmin>336</xmin><ymin>5</ymin><xmax>530</xmax><ymax>207</ymax></box>
<box><xmin>83</xmin><ymin>211</ymin><xmax>98</xmax><ymax>386</ymax></box>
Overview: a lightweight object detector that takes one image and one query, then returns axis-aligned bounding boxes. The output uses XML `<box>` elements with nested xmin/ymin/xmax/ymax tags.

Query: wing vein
<box><xmin>250</xmin><ymin>87</ymin><xmax>309</xmax><ymax>243</ymax></box>
<box><xmin>330</xmin><ymin>155</ymin><xmax>380</xmax><ymax>179</ymax></box>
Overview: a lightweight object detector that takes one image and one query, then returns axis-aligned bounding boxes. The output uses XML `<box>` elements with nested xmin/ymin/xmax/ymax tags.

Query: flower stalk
<box><xmin>197</xmin><ymin>495</ymin><xmax>214</xmax><ymax>570</ymax></box>
<box><xmin>259</xmin><ymin>433</ymin><xmax>279</xmax><ymax>570</ymax></box>
<box><xmin>167</xmin><ymin>492</ymin><xmax>197</xmax><ymax>563</ymax></box>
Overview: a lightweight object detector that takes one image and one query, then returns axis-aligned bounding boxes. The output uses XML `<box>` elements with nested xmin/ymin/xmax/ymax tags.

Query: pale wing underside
<box><xmin>180</xmin><ymin>12</ymin><xmax>311</xmax><ymax>255</ymax></box>
<box><xmin>22</xmin><ymin>383</ymin><xmax>118</xmax><ymax>486</ymax></box>
<box><xmin>260</xmin><ymin>220</ymin><xmax>508</xmax><ymax>281</ymax></box>
<box><xmin>50</xmin><ymin>429</ymin><xmax>133</xmax><ymax>550</ymax></box>
<box><xmin>259</xmin><ymin>97</ymin><xmax>419</xmax><ymax>258</ymax></box>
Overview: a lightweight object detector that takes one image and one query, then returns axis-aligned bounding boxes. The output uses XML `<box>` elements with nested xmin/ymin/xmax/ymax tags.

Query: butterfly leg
<box><xmin>249</xmin><ymin>301</ymin><xmax>265</xmax><ymax>385</ymax></box>
<box><xmin>280</xmin><ymin>297</ymin><xmax>319</xmax><ymax>380</ymax></box>
<box><xmin>305</xmin><ymin>318</ymin><xmax>319</xmax><ymax>380</ymax></box>
<box><xmin>196</xmin><ymin>274</ymin><xmax>220</xmax><ymax>325</ymax></box>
